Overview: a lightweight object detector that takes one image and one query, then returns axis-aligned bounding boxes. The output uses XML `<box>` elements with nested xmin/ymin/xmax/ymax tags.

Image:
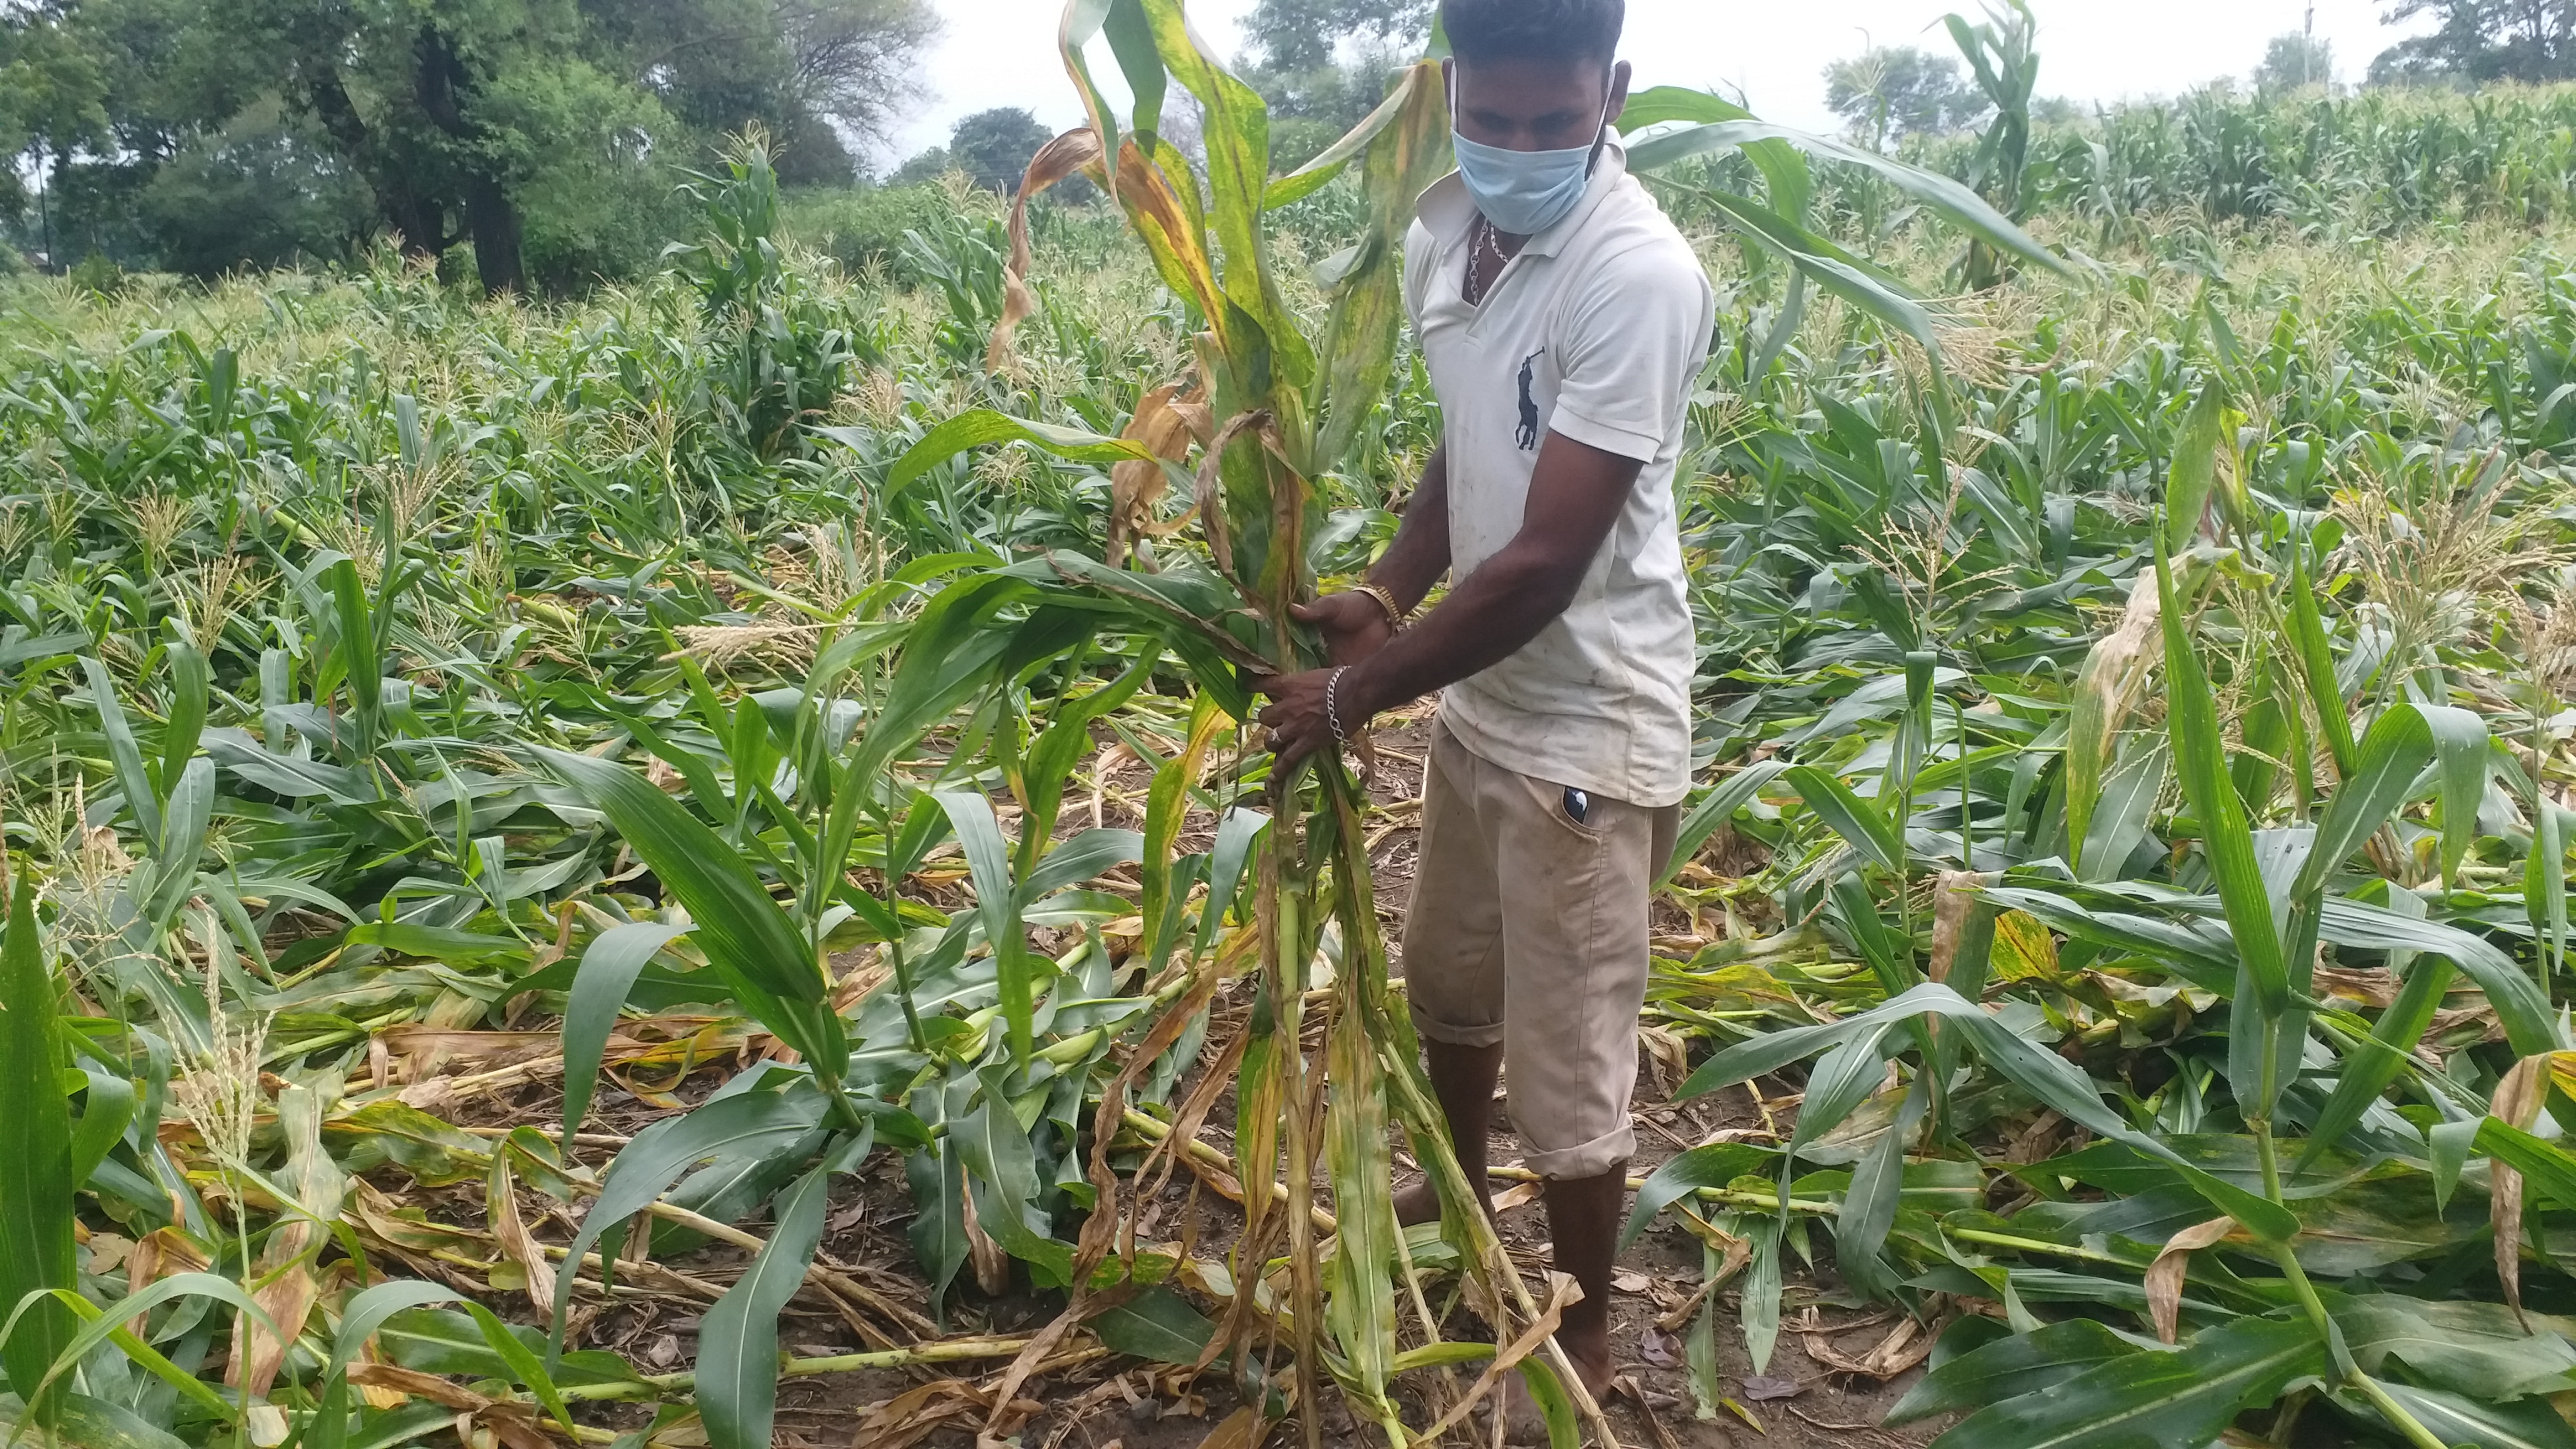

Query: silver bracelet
<box><xmin>1324</xmin><ymin>666</ymin><xmax>1351</xmax><ymax>747</ymax></box>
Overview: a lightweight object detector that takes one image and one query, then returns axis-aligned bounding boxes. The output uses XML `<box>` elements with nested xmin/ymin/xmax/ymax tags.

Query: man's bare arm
<box><xmin>1342</xmin><ymin>430</ymin><xmax>1639</xmax><ymax>719</ymax></box>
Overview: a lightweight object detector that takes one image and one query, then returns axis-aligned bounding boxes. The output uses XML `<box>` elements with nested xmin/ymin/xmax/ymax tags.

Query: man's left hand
<box><xmin>1256</xmin><ymin>667</ymin><xmax>1345</xmax><ymax>775</ymax></box>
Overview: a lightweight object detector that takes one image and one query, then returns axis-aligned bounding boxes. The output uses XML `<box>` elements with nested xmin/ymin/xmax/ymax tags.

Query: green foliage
<box><xmin>1823</xmin><ymin>45</ymin><xmax>1990</xmax><ymax>144</ymax></box>
<box><xmin>943</xmin><ymin>108</ymin><xmax>1054</xmax><ymax>195</ymax></box>
<box><xmin>2253</xmin><ymin>30</ymin><xmax>2337</xmax><ymax>96</ymax></box>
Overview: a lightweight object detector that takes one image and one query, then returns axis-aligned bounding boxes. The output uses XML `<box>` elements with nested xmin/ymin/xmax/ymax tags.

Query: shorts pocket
<box><xmin>1523</xmin><ymin>773</ymin><xmax>1613</xmax><ymax>841</ymax></box>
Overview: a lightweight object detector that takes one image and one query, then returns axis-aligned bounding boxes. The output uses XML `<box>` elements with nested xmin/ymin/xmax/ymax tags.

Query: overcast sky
<box><xmin>888</xmin><ymin>1</ymin><xmax>2433</xmax><ymax>165</ymax></box>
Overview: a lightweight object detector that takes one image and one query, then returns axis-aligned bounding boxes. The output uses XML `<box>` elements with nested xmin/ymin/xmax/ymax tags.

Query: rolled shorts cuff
<box><xmin>1517</xmin><ymin>1121</ymin><xmax>1635</xmax><ymax>1181</ymax></box>
<box><xmin>1409</xmin><ymin>1000</ymin><xmax>1507</xmax><ymax>1050</ymax></box>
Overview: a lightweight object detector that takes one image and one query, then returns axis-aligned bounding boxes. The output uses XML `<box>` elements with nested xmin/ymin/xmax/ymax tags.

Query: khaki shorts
<box><xmin>1400</xmin><ymin>719</ymin><xmax>1679</xmax><ymax>1180</ymax></box>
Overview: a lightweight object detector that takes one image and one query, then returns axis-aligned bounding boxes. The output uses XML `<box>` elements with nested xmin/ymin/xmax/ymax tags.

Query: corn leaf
<box><xmin>0</xmin><ymin>873</ymin><xmax>75</xmax><ymax>1426</ymax></box>
<box><xmin>696</xmin><ymin>1164</ymin><xmax>831</xmax><ymax>1449</ymax></box>
<box><xmin>562</xmin><ymin>922</ymin><xmax>694</xmax><ymax>1139</ymax></box>
<box><xmin>2154</xmin><ymin>541</ymin><xmax>2289</xmax><ymax>1014</ymax></box>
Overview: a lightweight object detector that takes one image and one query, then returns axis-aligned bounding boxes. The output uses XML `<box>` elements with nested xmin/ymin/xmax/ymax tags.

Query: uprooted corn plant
<box><xmin>17</xmin><ymin>3</ymin><xmax>2576</xmax><ymax>1448</ymax></box>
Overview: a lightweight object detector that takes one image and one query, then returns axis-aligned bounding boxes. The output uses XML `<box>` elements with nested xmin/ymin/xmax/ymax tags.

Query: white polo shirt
<box><xmin>1401</xmin><ymin>132</ymin><xmax>1713</xmax><ymax>809</ymax></box>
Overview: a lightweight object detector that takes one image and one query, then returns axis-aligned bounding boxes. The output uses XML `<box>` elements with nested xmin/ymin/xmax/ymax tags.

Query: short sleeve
<box><xmin>1401</xmin><ymin>219</ymin><xmax>1436</xmax><ymax>332</ymax></box>
<box><xmin>1549</xmin><ymin>241</ymin><xmax>1715</xmax><ymax>463</ymax></box>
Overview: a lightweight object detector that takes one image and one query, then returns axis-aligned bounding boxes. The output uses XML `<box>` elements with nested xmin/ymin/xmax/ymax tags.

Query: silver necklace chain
<box><xmin>1470</xmin><ymin>217</ymin><xmax>1511</xmax><ymax>300</ymax></box>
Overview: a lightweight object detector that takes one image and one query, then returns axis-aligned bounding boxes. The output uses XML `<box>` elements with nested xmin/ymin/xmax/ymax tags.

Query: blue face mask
<box><xmin>1450</xmin><ymin>84</ymin><xmax>1609</xmax><ymax>237</ymax></box>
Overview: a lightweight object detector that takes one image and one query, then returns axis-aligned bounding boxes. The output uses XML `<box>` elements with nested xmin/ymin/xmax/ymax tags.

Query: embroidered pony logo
<box><xmin>1516</xmin><ymin>348</ymin><xmax>1547</xmax><ymax>451</ymax></box>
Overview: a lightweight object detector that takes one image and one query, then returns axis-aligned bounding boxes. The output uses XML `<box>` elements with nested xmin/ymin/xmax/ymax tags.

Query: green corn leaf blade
<box><xmin>905</xmin><ymin>1140</ymin><xmax>969</xmax><ymax>1316</ymax></box>
<box><xmin>13</xmin><ymin>1272</ymin><xmax>282</xmax><ymax>1421</ymax></box>
<box><xmin>1626</xmin><ymin>117</ymin><xmax>2063</xmax><ymax>275</ymax></box>
<box><xmin>1741</xmin><ymin>1218</ymin><xmax>1784</xmax><ymax>1374</ymax></box>
<box><xmin>1092</xmin><ymin>1285</ymin><xmax>1216</xmax><ymax>1365</ymax></box>
<box><xmin>324</xmin><ymin>557</ymin><xmax>381</xmax><ymax>757</ymax></box>
<box><xmin>1887</xmin><ymin>1318</ymin><xmax>2141</xmax><ymax>1426</ymax></box>
<box><xmin>695</xmin><ymin>1164</ymin><xmax>831</xmax><ymax>1449</ymax></box>
<box><xmin>305</xmin><ymin>1281</ymin><xmax>461</xmax><ymax>1449</ymax></box>
<box><xmin>67</xmin><ymin>1069</ymin><xmax>136</xmax><ymax>1189</ymax></box>
<box><xmin>1838</xmin><ymin>1069</ymin><xmax>1933</xmax><ymax>1296</ymax></box>
<box><xmin>2296</xmin><ymin>956</ymin><xmax>2451</xmax><ymax>1168</ymax></box>
<box><xmin>2154</xmin><ymin>540</ymin><xmax>2289</xmax><ymax>1015</ymax></box>
<box><xmin>2285</xmin><ymin>551</ymin><xmax>2358</xmax><ymax>778</ymax></box>
<box><xmin>1780</xmin><ymin>1021</ymin><xmax>1896</xmax><ymax>1191</ymax></box>
<box><xmin>0</xmin><ymin>874</ymin><xmax>75</xmax><ymax>1426</ymax></box>
<box><xmin>2332</xmin><ymin>1294</ymin><xmax>2576</xmax><ymax>1403</ymax></box>
<box><xmin>874</xmin><ymin>410</ymin><xmax>1159</xmax><ymax>504</ymax></box>
<box><xmin>1617</xmin><ymin>85</ymin><xmax>1813</xmax><ymax>220</ymax></box>
<box><xmin>931</xmin><ymin>790</ymin><xmax>1034</xmax><ymax>1068</ymax></box>
<box><xmin>2310</xmin><ymin>898</ymin><xmax>2558</xmax><ymax>1056</ymax></box>
<box><xmin>546</xmin><ymin>1090</ymin><xmax>825</xmax><ymax>1356</ymax></box>
<box><xmin>200</xmin><ymin>729</ymin><xmax>374</xmax><ymax>806</ymax></box>
<box><xmin>1783</xmin><ymin>765</ymin><xmax>1904</xmax><ymax>875</ymax></box>
<box><xmin>83</xmin><ymin>657</ymin><xmax>161</xmax><ymax>847</ymax></box>
<box><xmin>463</xmin><ymin>1301</ymin><xmax>574</xmax><ymax>1433</ymax></box>
<box><xmin>1192</xmin><ymin>804</ymin><xmax>1267</xmax><ymax>956</ymax></box>
<box><xmin>160</xmin><ymin>634</ymin><xmax>206</xmax><ymax>801</ymax></box>
<box><xmin>562</xmin><ymin>923</ymin><xmax>693</xmax><ymax>1140</ymax></box>
<box><xmin>2293</xmin><ymin>703</ymin><xmax>2434</xmax><ymax>900</ymax></box>
<box><xmin>1660</xmin><ymin>761</ymin><xmax>1789</xmax><ymax>887</ymax></box>
<box><xmin>1101</xmin><ymin>0</ymin><xmax>1164</xmax><ymax>142</ymax></box>
<box><xmin>950</xmin><ymin>1066</ymin><xmax>1073</xmax><ymax>1285</ymax></box>
<box><xmin>137</xmin><ymin>757</ymin><xmax>213</xmax><ymax>932</ymax></box>
<box><xmin>541</xmin><ymin>749</ymin><xmax>836</xmax><ymax>1071</ymax></box>
<box><xmin>2423</xmin><ymin>704</ymin><xmax>2491</xmax><ymax>888</ymax></box>
<box><xmin>2478</xmin><ymin>1119</ymin><xmax>2576</xmax><ymax>1211</ymax></box>
<box><xmin>1322</xmin><ymin>1006</ymin><xmax>1400</xmax><ymax>1402</ymax></box>
<box><xmin>2163</xmin><ymin>381</ymin><xmax>2231</xmax><ymax>553</ymax></box>
<box><xmin>2361</xmin><ymin>1379</ymin><xmax>2576</xmax><ymax>1449</ymax></box>
<box><xmin>1023</xmin><ymin>657</ymin><xmax>1153</xmax><ymax>854</ymax></box>
<box><xmin>2531</xmin><ymin>800</ymin><xmax>2568</xmax><ymax>986</ymax></box>
<box><xmin>1620</xmin><ymin>1147</ymin><xmax>1773</xmax><ymax>1249</ymax></box>
<box><xmin>0</xmin><ymin>1389</ymin><xmax>189</xmax><ymax>1449</ymax></box>
<box><xmin>1513</xmin><ymin>1357</ymin><xmax>1580</xmax><ymax>1449</ymax></box>
<box><xmin>1925</xmin><ymin>1313</ymin><xmax>2324</xmax><ymax>1449</ymax></box>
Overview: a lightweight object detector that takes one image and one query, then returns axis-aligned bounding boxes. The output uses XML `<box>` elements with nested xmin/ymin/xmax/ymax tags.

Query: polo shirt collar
<box><xmin>1416</xmin><ymin>129</ymin><xmax>1631</xmax><ymax>259</ymax></box>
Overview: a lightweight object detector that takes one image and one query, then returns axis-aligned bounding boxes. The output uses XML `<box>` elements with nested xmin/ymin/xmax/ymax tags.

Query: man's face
<box><xmin>1445</xmin><ymin>54</ymin><xmax>1633</xmax><ymax>153</ymax></box>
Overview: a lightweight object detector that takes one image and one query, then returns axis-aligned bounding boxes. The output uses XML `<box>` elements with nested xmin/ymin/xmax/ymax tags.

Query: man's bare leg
<box><xmin>1394</xmin><ymin>1039</ymin><xmax>1502</xmax><ymax>1225</ymax></box>
<box><xmin>1542</xmin><ymin>1165</ymin><xmax>1626</xmax><ymax>1398</ymax></box>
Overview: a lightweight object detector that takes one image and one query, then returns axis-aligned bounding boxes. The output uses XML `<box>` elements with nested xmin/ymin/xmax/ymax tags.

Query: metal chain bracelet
<box><xmin>1324</xmin><ymin>666</ymin><xmax>1351</xmax><ymax>748</ymax></box>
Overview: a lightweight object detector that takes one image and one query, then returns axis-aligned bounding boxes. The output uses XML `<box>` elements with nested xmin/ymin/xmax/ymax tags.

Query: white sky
<box><xmin>891</xmin><ymin>1</ymin><xmax>2433</xmax><ymax>165</ymax></box>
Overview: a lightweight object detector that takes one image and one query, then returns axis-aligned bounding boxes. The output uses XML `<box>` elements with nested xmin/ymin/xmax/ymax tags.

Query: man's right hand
<box><xmin>1291</xmin><ymin>591</ymin><xmax>1398</xmax><ymax>667</ymax></box>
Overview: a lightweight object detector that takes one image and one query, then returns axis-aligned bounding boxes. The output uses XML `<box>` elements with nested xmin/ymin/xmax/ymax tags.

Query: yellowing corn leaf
<box><xmin>1107</xmin><ymin>381</ymin><xmax>1214</xmax><ymax>568</ymax></box>
<box><xmin>228</xmin><ymin>1086</ymin><xmax>346</xmax><ymax>1398</ymax></box>
<box><xmin>1990</xmin><ymin>910</ymin><xmax>2062</xmax><ymax>983</ymax></box>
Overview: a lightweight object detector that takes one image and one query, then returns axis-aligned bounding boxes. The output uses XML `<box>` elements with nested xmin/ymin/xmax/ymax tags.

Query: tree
<box><xmin>946</xmin><ymin>107</ymin><xmax>1050</xmax><ymax>194</ymax></box>
<box><xmin>34</xmin><ymin>0</ymin><xmax>933</xmax><ymax>286</ymax></box>
<box><xmin>0</xmin><ymin>2</ymin><xmax>109</xmax><ymax>239</ymax></box>
<box><xmin>2254</xmin><ymin>31</ymin><xmax>2336</xmax><ymax>93</ymax></box>
<box><xmin>2371</xmin><ymin>0</ymin><xmax>2576</xmax><ymax>84</ymax></box>
<box><xmin>1237</xmin><ymin>0</ymin><xmax>1427</xmax><ymax>169</ymax></box>
<box><xmin>1823</xmin><ymin>45</ymin><xmax>1987</xmax><ymax>145</ymax></box>
<box><xmin>1240</xmin><ymin>0</ymin><xmax>1428</xmax><ymax>74</ymax></box>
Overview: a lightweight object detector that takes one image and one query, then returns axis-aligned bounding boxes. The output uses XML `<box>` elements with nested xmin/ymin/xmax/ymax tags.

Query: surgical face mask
<box><xmin>1449</xmin><ymin>82</ymin><xmax>1609</xmax><ymax>237</ymax></box>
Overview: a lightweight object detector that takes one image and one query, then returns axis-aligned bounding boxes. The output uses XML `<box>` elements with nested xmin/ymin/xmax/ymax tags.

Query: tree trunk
<box><xmin>462</xmin><ymin>174</ymin><xmax>525</xmax><ymax>295</ymax></box>
<box><xmin>414</xmin><ymin>22</ymin><xmax>525</xmax><ymax>294</ymax></box>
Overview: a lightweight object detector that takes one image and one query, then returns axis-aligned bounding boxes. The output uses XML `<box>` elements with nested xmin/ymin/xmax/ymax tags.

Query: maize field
<box><xmin>17</xmin><ymin>4</ymin><xmax>2576</xmax><ymax>1448</ymax></box>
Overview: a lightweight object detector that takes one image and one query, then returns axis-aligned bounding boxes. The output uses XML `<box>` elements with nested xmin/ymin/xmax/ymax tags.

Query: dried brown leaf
<box><xmin>2147</xmin><ymin>1216</ymin><xmax>2238</xmax><ymax>1345</ymax></box>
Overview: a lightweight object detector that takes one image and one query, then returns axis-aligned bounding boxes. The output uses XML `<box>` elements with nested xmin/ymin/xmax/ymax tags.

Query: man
<box><xmin>1255</xmin><ymin>0</ymin><xmax>1713</xmax><ymax>1407</ymax></box>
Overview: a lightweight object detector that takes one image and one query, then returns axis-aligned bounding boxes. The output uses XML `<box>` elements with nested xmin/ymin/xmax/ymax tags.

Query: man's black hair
<box><xmin>1439</xmin><ymin>0</ymin><xmax>1625</xmax><ymax>66</ymax></box>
